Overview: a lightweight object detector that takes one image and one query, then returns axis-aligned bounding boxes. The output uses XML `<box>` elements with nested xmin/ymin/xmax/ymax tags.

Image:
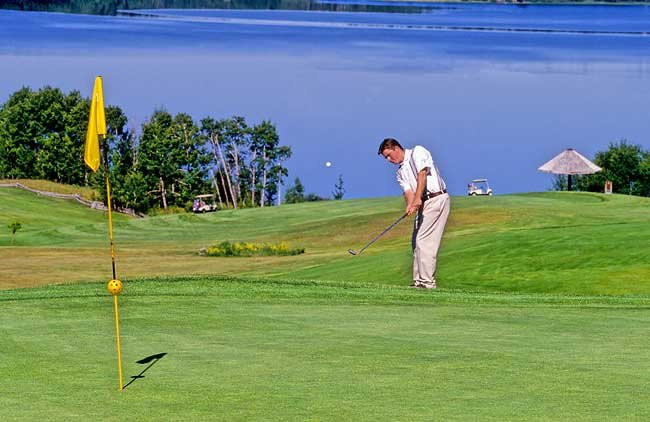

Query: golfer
<box><xmin>379</xmin><ymin>138</ymin><xmax>450</xmax><ymax>289</ymax></box>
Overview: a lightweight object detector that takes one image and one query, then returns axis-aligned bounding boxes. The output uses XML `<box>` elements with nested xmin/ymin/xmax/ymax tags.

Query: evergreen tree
<box><xmin>284</xmin><ymin>177</ymin><xmax>305</xmax><ymax>203</ymax></box>
<box><xmin>332</xmin><ymin>174</ymin><xmax>345</xmax><ymax>200</ymax></box>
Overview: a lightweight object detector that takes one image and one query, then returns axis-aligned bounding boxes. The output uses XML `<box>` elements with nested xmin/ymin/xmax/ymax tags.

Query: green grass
<box><xmin>0</xmin><ymin>178</ymin><xmax>98</xmax><ymax>200</ymax></box>
<box><xmin>3</xmin><ymin>277</ymin><xmax>650</xmax><ymax>421</ymax></box>
<box><xmin>1</xmin><ymin>185</ymin><xmax>649</xmax><ymax>294</ymax></box>
<box><xmin>3</xmin><ymin>185</ymin><xmax>650</xmax><ymax>419</ymax></box>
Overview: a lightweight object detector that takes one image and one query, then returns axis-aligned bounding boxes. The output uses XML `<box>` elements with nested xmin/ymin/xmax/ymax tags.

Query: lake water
<box><xmin>1</xmin><ymin>4</ymin><xmax>649</xmax><ymax>198</ymax></box>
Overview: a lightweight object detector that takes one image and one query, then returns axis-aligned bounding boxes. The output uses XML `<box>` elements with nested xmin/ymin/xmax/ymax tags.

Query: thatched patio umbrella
<box><xmin>538</xmin><ymin>148</ymin><xmax>602</xmax><ymax>191</ymax></box>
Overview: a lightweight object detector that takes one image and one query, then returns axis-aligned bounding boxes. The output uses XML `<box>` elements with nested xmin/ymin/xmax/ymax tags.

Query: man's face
<box><xmin>381</xmin><ymin>147</ymin><xmax>404</xmax><ymax>165</ymax></box>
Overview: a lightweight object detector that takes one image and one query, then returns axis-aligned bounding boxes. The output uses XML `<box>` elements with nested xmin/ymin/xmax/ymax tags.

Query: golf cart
<box><xmin>467</xmin><ymin>179</ymin><xmax>493</xmax><ymax>196</ymax></box>
<box><xmin>192</xmin><ymin>194</ymin><xmax>218</xmax><ymax>213</ymax></box>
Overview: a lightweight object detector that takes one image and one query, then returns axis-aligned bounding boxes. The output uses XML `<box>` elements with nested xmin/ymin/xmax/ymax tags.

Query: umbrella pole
<box><xmin>567</xmin><ymin>174</ymin><xmax>572</xmax><ymax>191</ymax></box>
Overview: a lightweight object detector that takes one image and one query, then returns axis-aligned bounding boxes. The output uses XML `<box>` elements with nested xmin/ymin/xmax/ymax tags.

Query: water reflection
<box><xmin>0</xmin><ymin>0</ymin><xmax>427</xmax><ymax>15</ymax></box>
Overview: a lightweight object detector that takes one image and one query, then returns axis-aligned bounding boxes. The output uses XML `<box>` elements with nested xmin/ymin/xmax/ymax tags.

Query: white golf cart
<box><xmin>467</xmin><ymin>179</ymin><xmax>493</xmax><ymax>196</ymax></box>
<box><xmin>192</xmin><ymin>194</ymin><xmax>218</xmax><ymax>213</ymax></box>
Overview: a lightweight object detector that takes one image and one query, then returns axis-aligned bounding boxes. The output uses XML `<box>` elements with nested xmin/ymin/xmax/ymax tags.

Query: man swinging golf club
<box><xmin>379</xmin><ymin>138</ymin><xmax>450</xmax><ymax>289</ymax></box>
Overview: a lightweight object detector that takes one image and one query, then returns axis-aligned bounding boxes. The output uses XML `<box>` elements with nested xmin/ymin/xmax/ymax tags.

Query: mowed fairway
<box><xmin>1</xmin><ymin>186</ymin><xmax>649</xmax><ymax>294</ymax></box>
<box><xmin>2</xmin><ymin>185</ymin><xmax>650</xmax><ymax>420</ymax></box>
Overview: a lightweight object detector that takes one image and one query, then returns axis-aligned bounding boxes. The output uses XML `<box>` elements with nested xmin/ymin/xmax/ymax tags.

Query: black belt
<box><xmin>422</xmin><ymin>189</ymin><xmax>447</xmax><ymax>201</ymax></box>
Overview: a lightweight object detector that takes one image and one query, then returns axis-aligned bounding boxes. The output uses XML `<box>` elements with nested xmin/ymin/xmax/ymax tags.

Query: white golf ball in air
<box><xmin>325</xmin><ymin>161</ymin><xmax>332</xmax><ymax>167</ymax></box>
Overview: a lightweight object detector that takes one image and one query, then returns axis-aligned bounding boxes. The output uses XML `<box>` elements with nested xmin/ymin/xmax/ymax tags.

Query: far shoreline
<box><xmin>1</xmin><ymin>0</ymin><xmax>650</xmax><ymax>15</ymax></box>
<box><xmin>370</xmin><ymin>0</ymin><xmax>649</xmax><ymax>5</ymax></box>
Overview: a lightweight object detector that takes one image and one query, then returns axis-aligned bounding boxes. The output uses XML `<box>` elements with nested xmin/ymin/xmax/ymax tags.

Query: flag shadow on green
<box><xmin>122</xmin><ymin>353</ymin><xmax>167</xmax><ymax>390</ymax></box>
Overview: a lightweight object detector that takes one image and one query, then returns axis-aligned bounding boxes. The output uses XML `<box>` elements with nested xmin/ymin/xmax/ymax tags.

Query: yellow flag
<box><xmin>84</xmin><ymin>76</ymin><xmax>107</xmax><ymax>172</ymax></box>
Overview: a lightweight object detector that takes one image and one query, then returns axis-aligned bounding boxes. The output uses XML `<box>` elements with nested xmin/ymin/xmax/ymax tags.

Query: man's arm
<box><xmin>405</xmin><ymin>168</ymin><xmax>428</xmax><ymax>216</ymax></box>
<box><xmin>403</xmin><ymin>190</ymin><xmax>414</xmax><ymax>212</ymax></box>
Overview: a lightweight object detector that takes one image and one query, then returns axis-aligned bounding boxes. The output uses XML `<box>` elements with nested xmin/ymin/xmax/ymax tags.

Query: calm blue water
<box><xmin>137</xmin><ymin>4</ymin><xmax>650</xmax><ymax>33</ymax></box>
<box><xmin>1</xmin><ymin>5</ymin><xmax>649</xmax><ymax>197</ymax></box>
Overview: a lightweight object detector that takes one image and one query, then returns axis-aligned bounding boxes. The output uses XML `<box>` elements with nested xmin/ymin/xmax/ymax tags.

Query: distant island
<box><xmin>1</xmin><ymin>0</ymin><xmax>648</xmax><ymax>16</ymax></box>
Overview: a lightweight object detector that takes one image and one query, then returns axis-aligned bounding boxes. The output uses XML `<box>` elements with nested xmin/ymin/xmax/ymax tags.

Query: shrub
<box><xmin>200</xmin><ymin>241</ymin><xmax>304</xmax><ymax>257</ymax></box>
<box><xmin>8</xmin><ymin>220</ymin><xmax>22</xmax><ymax>245</ymax></box>
<box><xmin>148</xmin><ymin>205</ymin><xmax>187</xmax><ymax>216</ymax></box>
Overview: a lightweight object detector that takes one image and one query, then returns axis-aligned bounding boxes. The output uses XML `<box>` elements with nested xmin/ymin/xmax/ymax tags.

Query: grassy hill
<box><xmin>0</xmin><ymin>178</ymin><xmax>98</xmax><ymax>200</ymax></box>
<box><xmin>1</xmin><ymin>185</ymin><xmax>649</xmax><ymax>293</ymax></box>
<box><xmin>1</xmin><ymin>184</ymin><xmax>648</xmax><ymax>294</ymax></box>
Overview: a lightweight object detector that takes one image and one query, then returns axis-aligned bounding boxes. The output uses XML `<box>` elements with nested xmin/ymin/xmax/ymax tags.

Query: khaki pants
<box><xmin>412</xmin><ymin>193</ymin><xmax>450</xmax><ymax>285</ymax></box>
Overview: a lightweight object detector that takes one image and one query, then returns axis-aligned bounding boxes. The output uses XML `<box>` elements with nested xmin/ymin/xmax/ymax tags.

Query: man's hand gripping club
<box><xmin>405</xmin><ymin>168</ymin><xmax>428</xmax><ymax>216</ymax></box>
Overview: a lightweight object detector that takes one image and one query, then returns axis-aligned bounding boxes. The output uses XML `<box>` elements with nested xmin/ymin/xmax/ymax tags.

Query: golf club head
<box><xmin>347</xmin><ymin>249</ymin><xmax>358</xmax><ymax>256</ymax></box>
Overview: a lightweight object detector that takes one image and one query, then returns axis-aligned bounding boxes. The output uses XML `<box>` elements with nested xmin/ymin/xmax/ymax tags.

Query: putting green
<box><xmin>2</xmin><ymin>278</ymin><xmax>650</xmax><ymax>420</ymax></box>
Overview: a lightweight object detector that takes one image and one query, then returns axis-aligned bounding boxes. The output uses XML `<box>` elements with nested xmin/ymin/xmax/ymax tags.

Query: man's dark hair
<box><xmin>378</xmin><ymin>138</ymin><xmax>404</xmax><ymax>155</ymax></box>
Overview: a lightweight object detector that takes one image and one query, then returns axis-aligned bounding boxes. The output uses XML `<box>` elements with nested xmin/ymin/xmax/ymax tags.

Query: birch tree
<box><xmin>218</xmin><ymin>116</ymin><xmax>250</xmax><ymax>207</ymax></box>
<box><xmin>201</xmin><ymin>117</ymin><xmax>237</xmax><ymax>209</ymax></box>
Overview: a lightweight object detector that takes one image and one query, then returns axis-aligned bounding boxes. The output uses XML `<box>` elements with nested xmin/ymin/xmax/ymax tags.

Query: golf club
<box><xmin>348</xmin><ymin>213</ymin><xmax>408</xmax><ymax>256</ymax></box>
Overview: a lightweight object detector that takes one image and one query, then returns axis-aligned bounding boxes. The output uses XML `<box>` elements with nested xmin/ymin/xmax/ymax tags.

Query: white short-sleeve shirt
<box><xmin>396</xmin><ymin>146</ymin><xmax>446</xmax><ymax>194</ymax></box>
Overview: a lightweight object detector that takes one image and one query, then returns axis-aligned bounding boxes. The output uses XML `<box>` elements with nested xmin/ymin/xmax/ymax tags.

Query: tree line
<box><xmin>554</xmin><ymin>141</ymin><xmax>650</xmax><ymax>196</ymax></box>
<box><xmin>0</xmin><ymin>0</ymin><xmax>427</xmax><ymax>16</ymax></box>
<box><xmin>2</xmin><ymin>0</ymin><xmax>649</xmax><ymax>16</ymax></box>
<box><xmin>0</xmin><ymin>86</ymin><xmax>293</xmax><ymax>213</ymax></box>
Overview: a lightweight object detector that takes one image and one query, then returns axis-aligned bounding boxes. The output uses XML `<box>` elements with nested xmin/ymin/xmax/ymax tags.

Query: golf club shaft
<box><xmin>355</xmin><ymin>213</ymin><xmax>408</xmax><ymax>254</ymax></box>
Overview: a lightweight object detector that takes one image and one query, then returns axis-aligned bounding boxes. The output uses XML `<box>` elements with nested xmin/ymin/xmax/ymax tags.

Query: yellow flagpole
<box><xmin>104</xmin><ymin>144</ymin><xmax>118</xmax><ymax>282</ymax></box>
<box><xmin>113</xmin><ymin>295</ymin><xmax>124</xmax><ymax>390</ymax></box>
<box><xmin>85</xmin><ymin>76</ymin><xmax>124</xmax><ymax>392</ymax></box>
<box><xmin>103</xmin><ymin>135</ymin><xmax>124</xmax><ymax>392</ymax></box>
